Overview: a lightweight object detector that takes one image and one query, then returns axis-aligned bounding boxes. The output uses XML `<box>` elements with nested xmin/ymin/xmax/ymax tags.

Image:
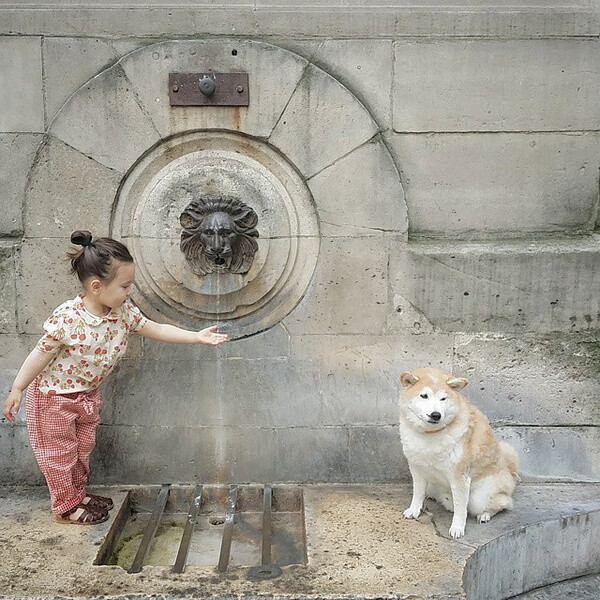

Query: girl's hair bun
<box><xmin>71</xmin><ymin>230</ymin><xmax>93</xmax><ymax>247</ymax></box>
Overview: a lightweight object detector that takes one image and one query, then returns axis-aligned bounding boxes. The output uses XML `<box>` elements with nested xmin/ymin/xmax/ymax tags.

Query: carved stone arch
<box><xmin>29</xmin><ymin>39</ymin><xmax>407</xmax><ymax>338</ymax></box>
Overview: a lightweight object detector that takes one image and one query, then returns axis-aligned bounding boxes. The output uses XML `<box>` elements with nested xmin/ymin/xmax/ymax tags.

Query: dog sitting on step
<box><xmin>399</xmin><ymin>367</ymin><xmax>519</xmax><ymax>539</ymax></box>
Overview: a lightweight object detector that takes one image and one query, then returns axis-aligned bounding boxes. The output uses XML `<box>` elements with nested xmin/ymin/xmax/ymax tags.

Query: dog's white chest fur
<box><xmin>399</xmin><ymin>421</ymin><xmax>465</xmax><ymax>483</ymax></box>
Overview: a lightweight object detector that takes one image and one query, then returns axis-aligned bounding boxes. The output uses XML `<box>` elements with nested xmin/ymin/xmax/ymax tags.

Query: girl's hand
<box><xmin>3</xmin><ymin>389</ymin><xmax>23</xmax><ymax>422</ymax></box>
<box><xmin>197</xmin><ymin>325</ymin><xmax>228</xmax><ymax>346</ymax></box>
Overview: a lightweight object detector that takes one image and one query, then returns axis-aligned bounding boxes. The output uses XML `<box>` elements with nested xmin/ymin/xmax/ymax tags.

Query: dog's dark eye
<box><xmin>420</xmin><ymin>393</ymin><xmax>428</xmax><ymax>399</ymax></box>
<box><xmin>440</xmin><ymin>397</ymin><xmax>447</xmax><ymax>402</ymax></box>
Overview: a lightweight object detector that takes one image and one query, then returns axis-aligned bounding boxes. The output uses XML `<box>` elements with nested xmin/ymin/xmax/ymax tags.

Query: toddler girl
<box><xmin>3</xmin><ymin>231</ymin><xmax>227</xmax><ymax>525</ymax></box>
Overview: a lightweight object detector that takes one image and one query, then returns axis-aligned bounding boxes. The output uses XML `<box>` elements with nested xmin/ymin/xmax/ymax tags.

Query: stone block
<box><xmin>390</xmin><ymin>237</ymin><xmax>600</xmax><ymax>334</ymax></box>
<box><xmin>282</xmin><ymin>237</ymin><xmax>391</xmax><ymax>335</ymax></box>
<box><xmin>289</xmin><ymin>333</ymin><xmax>454</xmax><ymax>425</ymax></box>
<box><xmin>0</xmin><ymin>335</ymin><xmax>33</xmax><ymax>418</ymax></box>
<box><xmin>307</xmin><ymin>137</ymin><xmax>407</xmax><ymax>238</ymax></box>
<box><xmin>50</xmin><ymin>63</ymin><xmax>161</xmax><ymax>173</ymax></box>
<box><xmin>288</xmin><ymin>39</ymin><xmax>393</xmax><ymax>129</ymax></box>
<box><xmin>25</xmin><ymin>136</ymin><xmax>121</xmax><ymax>238</ymax></box>
<box><xmin>94</xmin><ymin>424</ymin><xmax>350</xmax><ymax>483</ymax></box>
<box><xmin>118</xmin><ymin>39</ymin><xmax>308</xmax><ymax>141</ymax></box>
<box><xmin>0</xmin><ymin>425</ymin><xmax>43</xmax><ymax>485</ymax></box>
<box><xmin>228</xmin><ymin>426</ymin><xmax>350</xmax><ymax>483</ymax></box>
<box><xmin>43</xmin><ymin>37</ymin><xmax>144</xmax><ymax>124</ymax></box>
<box><xmin>103</xmin><ymin>356</ymin><xmax>324</xmax><ymax>428</ymax></box>
<box><xmin>454</xmin><ymin>334</ymin><xmax>600</xmax><ymax>426</ymax></box>
<box><xmin>1</xmin><ymin>5</ymin><xmax>598</xmax><ymax>38</ymax></box>
<box><xmin>0</xmin><ymin>37</ymin><xmax>43</xmax><ymax>133</ymax></box>
<box><xmin>16</xmin><ymin>238</ymin><xmax>80</xmax><ymax>334</ymax></box>
<box><xmin>386</xmin><ymin>132</ymin><xmax>600</xmax><ymax>237</ymax></box>
<box><xmin>92</xmin><ymin>423</ymin><xmax>217</xmax><ymax>484</ymax></box>
<box><xmin>348</xmin><ymin>426</ymin><xmax>409</xmax><ymax>482</ymax></box>
<box><xmin>495</xmin><ymin>426</ymin><xmax>600</xmax><ymax>482</ymax></box>
<box><xmin>0</xmin><ymin>134</ymin><xmax>42</xmax><ymax>236</ymax></box>
<box><xmin>393</xmin><ymin>39</ymin><xmax>600</xmax><ymax>132</ymax></box>
<box><xmin>135</xmin><ymin>323</ymin><xmax>290</xmax><ymax>361</ymax></box>
<box><xmin>0</xmin><ymin>244</ymin><xmax>17</xmax><ymax>334</ymax></box>
<box><xmin>269</xmin><ymin>63</ymin><xmax>379</xmax><ymax>178</ymax></box>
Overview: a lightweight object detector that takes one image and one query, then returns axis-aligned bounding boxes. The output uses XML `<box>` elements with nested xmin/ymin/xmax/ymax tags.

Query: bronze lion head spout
<box><xmin>179</xmin><ymin>196</ymin><xmax>259</xmax><ymax>276</ymax></box>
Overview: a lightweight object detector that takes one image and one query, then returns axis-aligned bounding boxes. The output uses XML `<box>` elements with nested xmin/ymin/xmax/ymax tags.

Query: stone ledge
<box><xmin>390</xmin><ymin>236</ymin><xmax>600</xmax><ymax>334</ymax></box>
<box><xmin>0</xmin><ymin>4</ymin><xmax>598</xmax><ymax>38</ymax></box>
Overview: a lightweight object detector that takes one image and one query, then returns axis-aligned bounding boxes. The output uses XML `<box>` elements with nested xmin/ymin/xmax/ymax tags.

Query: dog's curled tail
<box><xmin>500</xmin><ymin>441</ymin><xmax>521</xmax><ymax>482</ymax></box>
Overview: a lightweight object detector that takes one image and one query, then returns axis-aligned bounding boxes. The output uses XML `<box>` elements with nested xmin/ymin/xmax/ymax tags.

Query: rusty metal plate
<box><xmin>169</xmin><ymin>72</ymin><xmax>249</xmax><ymax>106</ymax></box>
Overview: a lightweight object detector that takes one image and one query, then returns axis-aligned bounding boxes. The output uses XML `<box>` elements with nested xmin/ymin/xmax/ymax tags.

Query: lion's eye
<box><xmin>420</xmin><ymin>393</ymin><xmax>428</xmax><ymax>399</ymax></box>
<box><xmin>203</xmin><ymin>229</ymin><xmax>215</xmax><ymax>235</ymax></box>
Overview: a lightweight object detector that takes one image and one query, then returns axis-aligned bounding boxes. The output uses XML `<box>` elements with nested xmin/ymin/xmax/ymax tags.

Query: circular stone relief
<box><xmin>112</xmin><ymin>131</ymin><xmax>320</xmax><ymax>338</ymax></box>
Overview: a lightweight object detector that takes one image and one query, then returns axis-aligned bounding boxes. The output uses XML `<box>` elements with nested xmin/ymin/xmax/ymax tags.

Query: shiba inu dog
<box><xmin>399</xmin><ymin>367</ymin><xmax>519</xmax><ymax>539</ymax></box>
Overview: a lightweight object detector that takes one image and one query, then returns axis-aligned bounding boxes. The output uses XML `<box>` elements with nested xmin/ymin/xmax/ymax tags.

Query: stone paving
<box><xmin>0</xmin><ymin>483</ymin><xmax>598</xmax><ymax>600</ymax></box>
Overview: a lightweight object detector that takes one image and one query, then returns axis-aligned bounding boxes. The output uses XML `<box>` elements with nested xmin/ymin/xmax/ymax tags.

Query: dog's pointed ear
<box><xmin>400</xmin><ymin>371</ymin><xmax>419</xmax><ymax>388</ymax></box>
<box><xmin>447</xmin><ymin>377</ymin><xmax>468</xmax><ymax>391</ymax></box>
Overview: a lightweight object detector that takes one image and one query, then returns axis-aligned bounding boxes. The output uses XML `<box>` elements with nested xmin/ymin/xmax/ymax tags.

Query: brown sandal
<box><xmin>83</xmin><ymin>493</ymin><xmax>114</xmax><ymax>511</ymax></box>
<box><xmin>56</xmin><ymin>504</ymin><xmax>109</xmax><ymax>525</ymax></box>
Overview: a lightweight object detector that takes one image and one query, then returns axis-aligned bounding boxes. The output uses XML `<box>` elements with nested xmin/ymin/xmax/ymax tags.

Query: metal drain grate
<box><xmin>95</xmin><ymin>483</ymin><xmax>306</xmax><ymax>576</ymax></box>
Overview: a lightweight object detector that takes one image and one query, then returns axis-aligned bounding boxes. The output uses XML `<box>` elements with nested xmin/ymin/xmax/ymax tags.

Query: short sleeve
<box><xmin>123</xmin><ymin>301</ymin><xmax>148</xmax><ymax>333</ymax></box>
<box><xmin>36</xmin><ymin>310</ymin><xmax>73</xmax><ymax>355</ymax></box>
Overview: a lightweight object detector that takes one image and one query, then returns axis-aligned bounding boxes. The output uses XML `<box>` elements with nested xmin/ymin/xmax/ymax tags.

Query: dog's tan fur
<box><xmin>399</xmin><ymin>367</ymin><xmax>518</xmax><ymax>538</ymax></box>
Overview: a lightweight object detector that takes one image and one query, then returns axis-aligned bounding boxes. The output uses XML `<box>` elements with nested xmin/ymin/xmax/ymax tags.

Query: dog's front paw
<box><xmin>403</xmin><ymin>507</ymin><xmax>421</xmax><ymax>519</ymax></box>
<box><xmin>477</xmin><ymin>512</ymin><xmax>491</xmax><ymax>523</ymax></box>
<box><xmin>448</xmin><ymin>523</ymin><xmax>465</xmax><ymax>539</ymax></box>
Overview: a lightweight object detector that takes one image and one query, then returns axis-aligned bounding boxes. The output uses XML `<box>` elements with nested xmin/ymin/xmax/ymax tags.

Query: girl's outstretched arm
<box><xmin>137</xmin><ymin>320</ymin><xmax>228</xmax><ymax>346</ymax></box>
<box><xmin>3</xmin><ymin>349</ymin><xmax>54</xmax><ymax>422</ymax></box>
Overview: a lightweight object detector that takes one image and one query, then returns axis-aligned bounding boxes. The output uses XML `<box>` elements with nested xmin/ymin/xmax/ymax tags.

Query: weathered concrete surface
<box><xmin>269</xmin><ymin>63</ymin><xmax>378</xmax><ymax>178</ymax></box>
<box><xmin>15</xmin><ymin>237</ymin><xmax>80</xmax><ymax>334</ymax></box>
<box><xmin>0</xmin><ymin>243</ymin><xmax>17</xmax><ymax>335</ymax></box>
<box><xmin>307</xmin><ymin>136</ymin><xmax>407</xmax><ymax>238</ymax></box>
<box><xmin>390</xmin><ymin>238</ymin><xmax>600</xmax><ymax>334</ymax></box>
<box><xmin>51</xmin><ymin>63</ymin><xmax>161</xmax><ymax>173</ymax></box>
<box><xmin>495</xmin><ymin>426</ymin><xmax>600</xmax><ymax>483</ymax></box>
<box><xmin>393</xmin><ymin>39</ymin><xmax>600</xmax><ymax>132</ymax></box>
<box><xmin>512</xmin><ymin>573</ymin><xmax>600</xmax><ymax>599</ymax></box>
<box><xmin>277</xmin><ymin>39</ymin><xmax>393</xmax><ymax>129</ymax></box>
<box><xmin>0</xmin><ymin>134</ymin><xmax>42</xmax><ymax>237</ymax></box>
<box><xmin>0</xmin><ymin>483</ymin><xmax>598</xmax><ymax>600</ymax></box>
<box><xmin>43</xmin><ymin>37</ymin><xmax>145</xmax><ymax>125</ymax></box>
<box><xmin>386</xmin><ymin>132</ymin><xmax>600</xmax><ymax>237</ymax></box>
<box><xmin>2</xmin><ymin>2</ymin><xmax>598</xmax><ymax>38</ymax></box>
<box><xmin>282</xmin><ymin>236</ymin><xmax>393</xmax><ymax>335</ymax></box>
<box><xmin>24</xmin><ymin>136</ymin><xmax>121</xmax><ymax>238</ymax></box>
<box><xmin>454</xmin><ymin>334</ymin><xmax>600</xmax><ymax>426</ymax></box>
<box><xmin>0</xmin><ymin>37</ymin><xmax>43</xmax><ymax>133</ymax></box>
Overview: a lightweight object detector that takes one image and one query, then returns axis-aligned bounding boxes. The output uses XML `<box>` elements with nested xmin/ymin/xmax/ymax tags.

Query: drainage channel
<box><xmin>95</xmin><ymin>484</ymin><xmax>306</xmax><ymax>577</ymax></box>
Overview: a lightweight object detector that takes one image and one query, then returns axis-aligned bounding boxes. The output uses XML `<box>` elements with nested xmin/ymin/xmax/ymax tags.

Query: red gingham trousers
<box><xmin>26</xmin><ymin>379</ymin><xmax>101</xmax><ymax>515</ymax></box>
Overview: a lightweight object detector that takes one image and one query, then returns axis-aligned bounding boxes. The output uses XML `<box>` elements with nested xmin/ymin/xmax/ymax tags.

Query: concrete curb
<box><xmin>463</xmin><ymin>503</ymin><xmax>600</xmax><ymax>600</ymax></box>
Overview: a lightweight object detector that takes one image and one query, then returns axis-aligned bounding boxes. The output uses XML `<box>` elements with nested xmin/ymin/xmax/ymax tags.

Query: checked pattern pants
<box><xmin>26</xmin><ymin>380</ymin><xmax>101</xmax><ymax>515</ymax></box>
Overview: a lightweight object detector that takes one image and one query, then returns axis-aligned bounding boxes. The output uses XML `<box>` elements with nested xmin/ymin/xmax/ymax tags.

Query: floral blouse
<box><xmin>36</xmin><ymin>294</ymin><xmax>147</xmax><ymax>395</ymax></box>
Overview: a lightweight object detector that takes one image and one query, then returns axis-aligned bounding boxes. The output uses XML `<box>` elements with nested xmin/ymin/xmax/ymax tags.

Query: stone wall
<box><xmin>1</xmin><ymin>1</ymin><xmax>599</xmax><ymax>485</ymax></box>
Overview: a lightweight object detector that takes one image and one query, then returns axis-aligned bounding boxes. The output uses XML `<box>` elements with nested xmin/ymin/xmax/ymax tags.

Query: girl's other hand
<box><xmin>3</xmin><ymin>389</ymin><xmax>23</xmax><ymax>422</ymax></box>
<box><xmin>197</xmin><ymin>325</ymin><xmax>228</xmax><ymax>346</ymax></box>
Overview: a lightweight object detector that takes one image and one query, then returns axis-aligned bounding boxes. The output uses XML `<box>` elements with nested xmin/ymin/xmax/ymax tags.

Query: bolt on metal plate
<box><xmin>169</xmin><ymin>72</ymin><xmax>249</xmax><ymax>106</ymax></box>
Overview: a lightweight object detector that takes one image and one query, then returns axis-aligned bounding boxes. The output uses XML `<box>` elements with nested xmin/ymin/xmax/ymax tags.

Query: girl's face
<box><xmin>94</xmin><ymin>261</ymin><xmax>136</xmax><ymax>310</ymax></box>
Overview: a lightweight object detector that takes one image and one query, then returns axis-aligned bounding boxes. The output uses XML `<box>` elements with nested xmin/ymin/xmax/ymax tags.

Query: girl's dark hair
<box><xmin>68</xmin><ymin>230</ymin><xmax>133</xmax><ymax>283</ymax></box>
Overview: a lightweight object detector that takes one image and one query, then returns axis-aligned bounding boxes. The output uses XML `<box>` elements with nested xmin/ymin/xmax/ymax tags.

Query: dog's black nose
<box><xmin>429</xmin><ymin>412</ymin><xmax>441</xmax><ymax>422</ymax></box>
